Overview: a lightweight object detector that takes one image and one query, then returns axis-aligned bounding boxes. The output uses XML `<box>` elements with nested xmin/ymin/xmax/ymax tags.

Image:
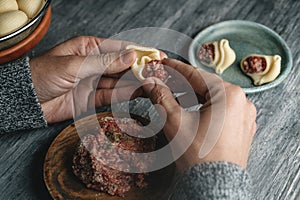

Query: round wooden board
<box><xmin>44</xmin><ymin>112</ymin><xmax>176</xmax><ymax>200</ymax></box>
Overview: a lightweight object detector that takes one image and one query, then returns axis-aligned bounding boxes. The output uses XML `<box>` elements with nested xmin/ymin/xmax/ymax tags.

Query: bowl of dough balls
<box><xmin>0</xmin><ymin>0</ymin><xmax>52</xmax><ymax>64</ymax></box>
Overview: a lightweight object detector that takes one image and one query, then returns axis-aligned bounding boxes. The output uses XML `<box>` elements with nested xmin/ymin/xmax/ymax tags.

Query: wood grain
<box><xmin>0</xmin><ymin>0</ymin><xmax>299</xmax><ymax>199</ymax></box>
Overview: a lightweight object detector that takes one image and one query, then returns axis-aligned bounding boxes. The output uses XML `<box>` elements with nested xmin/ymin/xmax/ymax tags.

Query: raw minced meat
<box><xmin>142</xmin><ymin>60</ymin><xmax>169</xmax><ymax>82</ymax></box>
<box><xmin>242</xmin><ymin>55</ymin><xmax>267</xmax><ymax>73</ymax></box>
<box><xmin>198</xmin><ymin>43</ymin><xmax>215</xmax><ymax>65</ymax></box>
<box><xmin>72</xmin><ymin>117</ymin><xmax>156</xmax><ymax>197</ymax></box>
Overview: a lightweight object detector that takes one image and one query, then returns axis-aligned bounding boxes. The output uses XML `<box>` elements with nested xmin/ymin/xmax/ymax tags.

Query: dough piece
<box><xmin>198</xmin><ymin>39</ymin><xmax>236</xmax><ymax>74</ymax></box>
<box><xmin>0</xmin><ymin>10</ymin><xmax>28</xmax><ymax>36</ymax></box>
<box><xmin>126</xmin><ymin>45</ymin><xmax>169</xmax><ymax>82</ymax></box>
<box><xmin>0</xmin><ymin>0</ymin><xmax>18</xmax><ymax>14</ymax></box>
<box><xmin>240</xmin><ymin>54</ymin><xmax>281</xmax><ymax>85</ymax></box>
<box><xmin>17</xmin><ymin>0</ymin><xmax>45</xmax><ymax>18</ymax></box>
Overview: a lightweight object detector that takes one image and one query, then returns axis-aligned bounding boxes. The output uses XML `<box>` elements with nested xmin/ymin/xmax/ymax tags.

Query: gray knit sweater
<box><xmin>0</xmin><ymin>57</ymin><xmax>252</xmax><ymax>199</ymax></box>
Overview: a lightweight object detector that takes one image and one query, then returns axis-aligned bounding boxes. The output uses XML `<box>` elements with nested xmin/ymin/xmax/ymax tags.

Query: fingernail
<box><xmin>143</xmin><ymin>78</ymin><xmax>155</xmax><ymax>94</ymax></box>
<box><xmin>121</xmin><ymin>50</ymin><xmax>136</xmax><ymax>65</ymax></box>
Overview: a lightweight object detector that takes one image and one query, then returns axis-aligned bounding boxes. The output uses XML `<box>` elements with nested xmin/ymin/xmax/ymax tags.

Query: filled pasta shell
<box><xmin>0</xmin><ymin>10</ymin><xmax>28</xmax><ymax>36</ymax></box>
<box><xmin>17</xmin><ymin>0</ymin><xmax>45</xmax><ymax>18</ymax></box>
<box><xmin>240</xmin><ymin>54</ymin><xmax>281</xmax><ymax>85</ymax></box>
<box><xmin>0</xmin><ymin>0</ymin><xmax>18</xmax><ymax>14</ymax></box>
<box><xmin>198</xmin><ymin>39</ymin><xmax>236</xmax><ymax>74</ymax></box>
<box><xmin>126</xmin><ymin>45</ymin><xmax>169</xmax><ymax>82</ymax></box>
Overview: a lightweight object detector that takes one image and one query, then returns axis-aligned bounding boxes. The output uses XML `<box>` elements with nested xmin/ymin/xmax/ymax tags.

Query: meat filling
<box><xmin>72</xmin><ymin>117</ymin><xmax>156</xmax><ymax>197</ymax></box>
<box><xmin>142</xmin><ymin>60</ymin><xmax>169</xmax><ymax>82</ymax></box>
<box><xmin>242</xmin><ymin>56</ymin><xmax>267</xmax><ymax>73</ymax></box>
<box><xmin>198</xmin><ymin>43</ymin><xmax>215</xmax><ymax>64</ymax></box>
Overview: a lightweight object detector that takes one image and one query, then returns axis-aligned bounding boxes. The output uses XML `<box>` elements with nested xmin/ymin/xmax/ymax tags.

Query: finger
<box><xmin>112</xmin><ymin>49</ymin><xmax>167</xmax><ymax>79</ymax></box>
<box><xmin>250</xmin><ymin>121</ymin><xmax>257</xmax><ymax>138</ymax></box>
<box><xmin>104</xmin><ymin>50</ymin><xmax>136</xmax><ymax>74</ymax></box>
<box><xmin>165</xmin><ymin>65</ymin><xmax>195</xmax><ymax>93</ymax></box>
<box><xmin>94</xmin><ymin>86</ymin><xmax>143</xmax><ymax>107</ymax></box>
<box><xmin>76</xmin><ymin>50</ymin><xmax>136</xmax><ymax>79</ymax></box>
<box><xmin>97</xmin><ymin>38</ymin><xmax>136</xmax><ymax>53</ymax></box>
<box><xmin>103</xmin><ymin>49</ymin><xmax>167</xmax><ymax>80</ymax></box>
<box><xmin>48</xmin><ymin>36</ymin><xmax>133</xmax><ymax>56</ymax></box>
<box><xmin>160</xmin><ymin>51</ymin><xmax>168</xmax><ymax>59</ymax></box>
<box><xmin>47</xmin><ymin>36</ymin><xmax>103</xmax><ymax>56</ymax></box>
<box><xmin>163</xmin><ymin>58</ymin><xmax>223</xmax><ymax>98</ymax></box>
<box><xmin>102</xmin><ymin>68</ymin><xmax>136</xmax><ymax>80</ymax></box>
<box><xmin>97</xmin><ymin>77</ymin><xmax>140</xmax><ymax>89</ymax></box>
<box><xmin>175</xmin><ymin>92</ymin><xmax>204</xmax><ymax>108</ymax></box>
<box><xmin>47</xmin><ymin>36</ymin><xmax>135</xmax><ymax>56</ymax></box>
<box><xmin>48</xmin><ymin>36</ymin><xmax>168</xmax><ymax>59</ymax></box>
<box><xmin>99</xmin><ymin>39</ymin><xmax>168</xmax><ymax>59</ymax></box>
<box><xmin>142</xmin><ymin>77</ymin><xmax>182</xmax><ymax>120</ymax></box>
<box><xmin>98</xmin><ymin>39</ymin><xmax>168</xmax><ymax>60</ymax></box>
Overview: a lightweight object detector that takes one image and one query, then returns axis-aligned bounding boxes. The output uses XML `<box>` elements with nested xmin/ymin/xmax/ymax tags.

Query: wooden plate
<box><xmin>44</xmin><ymin>112</ymin><xmax>176</xmax><ymax>200</ymax></box>
<box><xmin>0</xmin><ymin>7</ymin><xmax>52</xmax><ymax>64</ymax></box>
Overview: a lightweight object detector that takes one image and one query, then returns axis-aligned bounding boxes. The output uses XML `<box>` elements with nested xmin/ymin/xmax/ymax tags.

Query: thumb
<box><xmin>143</xmin><ymin>77</ymin><xmax>182</xmax><ymax>123</ymax></box>
<box><xmin>71</xmin><ymin>50</ymin><xmax>136</xmax><ymax>79</ymax></box>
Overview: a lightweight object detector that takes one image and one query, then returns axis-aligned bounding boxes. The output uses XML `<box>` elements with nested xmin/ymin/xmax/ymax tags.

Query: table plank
<box><xmin>1</xmin><ymin>0</ymin><xmax>299</xmax><ymax>199</ymax></box>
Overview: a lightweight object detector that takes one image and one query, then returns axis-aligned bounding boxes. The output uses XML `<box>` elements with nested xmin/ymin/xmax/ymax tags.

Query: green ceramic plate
<box><xmin>188</xmin><ymin>20</ymin><xmax>292</xmax><ymax>94</ymax></box>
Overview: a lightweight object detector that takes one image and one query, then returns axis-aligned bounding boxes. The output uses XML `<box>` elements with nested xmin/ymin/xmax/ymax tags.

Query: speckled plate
<box><xmin>188</xmin><ymin>20</ymin><xmax>292</xmax><ymax>94</ymax></box>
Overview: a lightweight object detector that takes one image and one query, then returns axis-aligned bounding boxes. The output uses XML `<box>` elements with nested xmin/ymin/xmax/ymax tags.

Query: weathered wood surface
<box><xmin>0</xmin><ymin>0</ymin><xmax>299</xmax><ymax>199</ymax></box>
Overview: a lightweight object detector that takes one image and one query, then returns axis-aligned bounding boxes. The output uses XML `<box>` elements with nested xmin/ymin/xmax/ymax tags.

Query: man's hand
<box><xmin>143</xmin><ymin>58</ymin><xmax>257</xmax><ymax>171</ymax></box>
<box><xmin>30</xmin><ymin>36</ymin><xmax>140</xmax><ymax>123</ymax></box>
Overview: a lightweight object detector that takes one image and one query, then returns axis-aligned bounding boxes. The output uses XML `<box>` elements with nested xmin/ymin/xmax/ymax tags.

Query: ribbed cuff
<box><xmin>171</xmin><ymin>162</ymin><xmax>252</xmax><ymax>200</ymax></box>
<box><xmin>0</xmin><ymin>57</ymin><xmax>47</xmax><ymax>133</ymax></box>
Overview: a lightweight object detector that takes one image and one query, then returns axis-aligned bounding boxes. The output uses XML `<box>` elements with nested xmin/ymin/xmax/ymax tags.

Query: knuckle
<box><xmin>231</xmin><ymin>84</ymin><xmax>244</xmax><ymax>95</ymax></box>
<box><xmin>74</xmin><ymin>36</ymin><xmax>86</xmax><ymax>42</ymax></box>
<box><xmin>70</xmin><ymin>36</ymin><xmax>87</xmax><ymax>47</ymax></box>
<box><xmin>99</xmin><ymin>53</ymin><xmax>115</xmax><ymax>67</ymax></box>
<box><xmin>226</xmin><ymin>84</ymin><xmax>245</xmax><ymax>100</ymax></box>
<box><xmin>186</xmin><ymin>66</ymin><xmax>200</xmax><ymax>81</ymax></box>
<box><xmin>151</xmin><ymin>86</ymin><xmax>168</xmax><ymax>104</ymax></box>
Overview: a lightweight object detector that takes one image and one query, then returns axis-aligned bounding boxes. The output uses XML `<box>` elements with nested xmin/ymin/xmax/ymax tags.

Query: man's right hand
<box><xmin>142</xmin><ymin>58</ymin><xmax>257</xmax><ymax>171</ymax></box>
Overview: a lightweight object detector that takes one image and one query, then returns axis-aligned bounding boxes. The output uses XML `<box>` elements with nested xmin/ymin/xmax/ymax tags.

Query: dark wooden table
<box><xmin>0</xmin><ymin>0</ymin><xmax>299</xmax><ymax>199</ymax></box>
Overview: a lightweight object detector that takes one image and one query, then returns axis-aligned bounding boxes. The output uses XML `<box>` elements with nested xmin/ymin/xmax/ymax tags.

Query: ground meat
<box><xmin>198</xmin><ymin>43</ymin><xmax>215</xmax><ymax>64</ymax></box>
<box><xmin>72</xmin><ymin>117</ymin><xmax>156</xmax><ymax>197</ymax></box>
<box><xmin>242</xmin><ymin>56</ymin><xmax>267</xmax><ymax>73</ymax></box>
<box><xmin>142</xmin><ymin>60</ymin><xmax>169</xmax><ymax>82</ymax></box>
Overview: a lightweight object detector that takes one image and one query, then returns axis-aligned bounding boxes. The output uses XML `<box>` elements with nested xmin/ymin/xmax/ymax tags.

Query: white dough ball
<box><xmin>0</xmin><ymin>10</ymin><xmax>28</xmax><ymax>36</ymax></box>
<box><xmin>0</xmin><ymin>0</ymin><xmax>19</xmax><ymax>14</ymax></box>
<box><xmin>17</xmin><ymin>0</ymin><xmax>45</xmax><ymax>18</ymax></box>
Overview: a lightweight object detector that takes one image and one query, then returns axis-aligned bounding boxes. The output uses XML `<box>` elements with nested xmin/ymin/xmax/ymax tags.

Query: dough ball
<box><xmin>0</xmin><ymin>10</ymin><xmax>28</xmax><ymax>36</ymax></box>
<box><xmin>0</xmin><ymin>0</ymin><xmax>18</xmax><ymax>14</ymax></box>
<box><xmin>17</xmin><ymin>0</ymin><xmax>45</xmax><ymax>18</ymax></box>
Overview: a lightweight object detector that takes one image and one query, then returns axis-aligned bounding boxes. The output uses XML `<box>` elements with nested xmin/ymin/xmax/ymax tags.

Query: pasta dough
<box><xmin>126</xmin><ymin>45</ymin><xmax>167</xmax><ymax>81</ymax></box>
<box><xmin>0</xmin><ymin>10</ymin><xmax>28</xmax><ymax>36</ymax></box>
<box><xmin>240</xmin><ymin>54</ymin><xmax>281</xmax><ymax>85</ymax></box>
<box><xmin>17</xmin><ymin>0</ymin><xmax>45</xmax><ymax>18</ymax></box>
<box><xmin>0</xmin><ymin>0</ymin><xmax>18</xmax><ymax>14</ymax></box>
<box><xmin>198</xmin><ymin>39</ymin><xmax>236</xmax><ymax>74</ymax></box>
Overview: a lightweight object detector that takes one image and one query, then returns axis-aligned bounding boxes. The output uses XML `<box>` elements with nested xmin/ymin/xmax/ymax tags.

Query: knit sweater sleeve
<box><xmin>170</xmin><ymin>162</ymin><xmax>252</xmax><ymax>200</ymax></box>
<box><xmin>0</xmin><ymin>57</ymin><xmax>47</xmax><ymax>133</ymax></box>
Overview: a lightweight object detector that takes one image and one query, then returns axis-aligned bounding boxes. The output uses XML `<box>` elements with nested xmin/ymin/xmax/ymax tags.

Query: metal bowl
<box><xmin>0</xmin><ymin>0</ymin><xmax>52</xmax><ymax>51</ymax></box>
